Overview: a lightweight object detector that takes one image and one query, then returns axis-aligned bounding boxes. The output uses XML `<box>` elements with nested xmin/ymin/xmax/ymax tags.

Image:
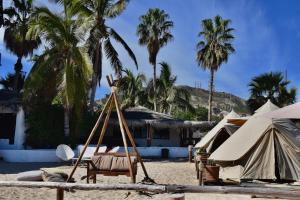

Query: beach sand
<box><xmin>0</xmin><ymin>160</ymin><xmax>287</xmax><ymax>200</ymax></box>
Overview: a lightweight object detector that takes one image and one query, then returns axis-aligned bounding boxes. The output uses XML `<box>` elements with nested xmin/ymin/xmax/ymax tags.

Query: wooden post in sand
<box><xmin>56</xmin><ymin>188</ymin><xmax>64</xmax><ymax>200</ymax></box>
<box><xmin>188</xmin><ymin>145</ymin><xmax>193</xmax><ymax>163</ymax></box>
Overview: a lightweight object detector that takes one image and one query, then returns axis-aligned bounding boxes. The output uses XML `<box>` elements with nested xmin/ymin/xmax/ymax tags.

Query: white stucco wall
<box><xmin>14</xmin><ymin>107</ymin><xmax>25</xmax><ymax>149</ymax></box>
<box><xmin>0</xmin><ymin>149</ymin><xmax>61</xmax><ymax>162</ymax></box>
<box><xmin>0</xmin><ymin>146</ymin><xmax>189</xmax><ymax>162</ymax></box>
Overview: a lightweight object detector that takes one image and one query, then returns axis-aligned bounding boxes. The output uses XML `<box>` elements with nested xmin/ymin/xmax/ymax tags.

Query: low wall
<box><xmin>0</xmin><ymin>149</ymin><xmax>62</xmax><ymax>163</ymax></box>
<box><xmin>0</xmin><ymin>147</ymin><xmax>189</xmax><ymax>162</ymax></box>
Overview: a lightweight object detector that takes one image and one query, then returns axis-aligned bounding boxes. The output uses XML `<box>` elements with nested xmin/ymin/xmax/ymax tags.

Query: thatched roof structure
<box><xmin>107</xmin><ymin>106</ymin><xmax>214</xmax><ymax>129</ymax></box>
<box><xmin>0</xmin><ymin>90</ymin><xmax>22</xmax><ymax>113</ymax></box>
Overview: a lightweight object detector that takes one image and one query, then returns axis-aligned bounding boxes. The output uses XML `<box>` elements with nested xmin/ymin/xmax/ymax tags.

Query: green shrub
<box><xmin>25</xmin><ymin>104</ymin><xmax>100</xmax><ymax>149</ymax></box>
<box><xmin>25</xmin><ymin>104</ymin><xmax>65</xmax><ymax>149</ymax></box>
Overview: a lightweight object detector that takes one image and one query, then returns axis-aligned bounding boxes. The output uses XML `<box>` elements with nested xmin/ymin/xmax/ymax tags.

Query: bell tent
<box><xmin>195</xmin><ymin>110</ymin><xmax>240</xmax><ymax>153</ymax></box>
<box><xmin>210</xmin><ymin>104</ymin><xmax>300</xmax><ymax>181</ymax></box>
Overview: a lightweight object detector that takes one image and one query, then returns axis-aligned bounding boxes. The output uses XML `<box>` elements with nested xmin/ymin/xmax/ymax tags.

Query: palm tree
<box><xmin>25</xmin><ymin>2</ymin><xmax>91</xmax><ymax>136</ymax></box>
<box><xmin>72</xmin><ymin>0</ymin><xmax>138</xmax><ymax>110</ymax></box>
<box><xmin>119</xmin><ymin>69</ymin><xmax>146</xmax><ymax>108</ymax></box>
<box><xmin>196</xmin><ymin>15</ymin><xmax>235</xmax><ymax>121</ymax></box>
<box><xmin>247</xmin><ymin>72</ymin><xmax>297</xmax><ymax>113</ymax></box>
<box><xmin>3</xmin><ymin>0</ymin><xmax>40</xmax><ymax>91</ymax></box>
<box><xmin>0</xmin><ymin>72</ymin><xmax>25</xmax><ymax>92</ymax></box>
<box><xmin>147</xmin><ymin>62</ymin><xmax>193</xmax><ymax>114</ymax></box>
<box><xmin>137</xmin><ymin>8</ymin><xmax>174</xmax><ymax>111</ymax></box>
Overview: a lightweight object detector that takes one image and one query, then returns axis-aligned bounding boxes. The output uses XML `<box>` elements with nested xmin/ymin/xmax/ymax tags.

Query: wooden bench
<box><xmin>86</xmin><ymin>152</ymin><xmax>138</xmax><ymax>183</ymax></box>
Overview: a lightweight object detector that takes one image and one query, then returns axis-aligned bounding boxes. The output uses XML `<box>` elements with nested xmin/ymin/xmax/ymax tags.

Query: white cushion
<box><xmin>77</xmin><ymin>145</ymin><xmax>107</xmax><ymax>158</ymax></box>
<box><xmin>17</xmin><ymin>170</ymin><xmax>43</xmax><ymax>181</ymax></box>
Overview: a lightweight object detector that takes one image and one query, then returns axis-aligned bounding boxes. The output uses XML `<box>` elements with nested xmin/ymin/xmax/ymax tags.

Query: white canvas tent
<box><xmin>195</xmin><ymin>110</ymin><xmax>240</xmax><ymax>153</ymax></box>
<box><xmin>228</xmin><ymin>100</ymin><xmax>279</xmax><ymax>126</ymax></box>
<box><xmin>263</xmin><ymin>102</ymin><xmax>300</xmax><ymax>119</ymax></box>
<box><xmin>210</xmin><ymin>117</ymin><xmax>300</xmax><ymax>181</ymax></box>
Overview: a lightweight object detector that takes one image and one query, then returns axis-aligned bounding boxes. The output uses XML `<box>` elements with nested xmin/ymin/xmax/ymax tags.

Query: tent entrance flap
<box><xmin>274</xmin><ymin>128</ymin><xmax>300</xmax><ymax>181</ymax></box>
<box><xmin>241</xmin><ymin>129</ymin><xmax>276</xmax><ymax>180</ymax></box>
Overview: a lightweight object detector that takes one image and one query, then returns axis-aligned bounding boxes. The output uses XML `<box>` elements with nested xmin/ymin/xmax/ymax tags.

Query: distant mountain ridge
<box><xmin>178</xmin><ymin>85</ymin><xmax>250</xmax><ymax>115</ymax></box>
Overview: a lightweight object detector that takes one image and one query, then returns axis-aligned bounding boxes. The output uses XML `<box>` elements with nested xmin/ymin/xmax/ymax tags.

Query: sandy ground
<box><xmin>0</xmin><ymin>160</ymin><xmax>288</xmax><ymax>200</ymax></box>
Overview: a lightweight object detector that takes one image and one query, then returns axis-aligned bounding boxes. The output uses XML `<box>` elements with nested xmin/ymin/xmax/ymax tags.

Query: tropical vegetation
<box><xmin>2</xmin><ymin>0</ymin><xmax>40</xmax><ymax>91</ymax></box>
<box><xmin>25</xmin><ymin>1</ymin><xmax>91</xmax><ymax>136</ymax></box>
<box><xmin>196</xmin><ymin>15</ymin><xmax>235</xmax><ymax>121</ymax></box>
<box><xmin>247</xmin><ymin>71</ymin><xmax>297</xmax><ymax>113</ymax></box>
<box><xmin>1</xmin><ymin>0</ymin><xmax>297</xmax><ymax>149</ymax></box>
<box><xmin>73</xmin><ymin>0</ymin><xmax>138</xmax><ymax>110</ymax></box>
<box><xmin>119</xmin><ymin>69</ymin><xmax>146</xmax><ymax>108</ymax></box>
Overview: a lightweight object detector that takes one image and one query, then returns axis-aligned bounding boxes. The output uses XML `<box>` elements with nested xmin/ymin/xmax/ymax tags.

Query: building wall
<box><xmin>135</xmin><ymin>127</ymin><xmax>181</xmax><ymax>147</ymax></box>
<box><xmin>151</xmin><ymin>128</ymin><xmax>181</xmax><ymax>147</ymax></box>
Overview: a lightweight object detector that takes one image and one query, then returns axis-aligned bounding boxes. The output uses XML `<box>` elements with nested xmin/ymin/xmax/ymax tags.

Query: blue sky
<box><xmin>1</xmin><ymin>0</ymin><xmax>300</xmax><ymax>100</ymax></box>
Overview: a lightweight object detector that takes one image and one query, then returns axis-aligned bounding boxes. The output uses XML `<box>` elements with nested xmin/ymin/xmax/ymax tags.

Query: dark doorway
<box><xmin>0</xmin><ymin>113</ymin><xmax>16</xmax><ymax>144</ymax></box>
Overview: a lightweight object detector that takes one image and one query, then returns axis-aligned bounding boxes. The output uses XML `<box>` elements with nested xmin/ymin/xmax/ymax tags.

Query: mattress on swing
<box><xmin>91</xmin><ymin>154</ymin><xmax>137</xmax><ymax>172</ymax></box>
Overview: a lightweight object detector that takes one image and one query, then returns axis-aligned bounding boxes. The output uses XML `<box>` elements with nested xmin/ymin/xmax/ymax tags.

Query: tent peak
<box><xmin>253</xmin><ymin>99</ymin><xmax>279</xmax><ymax>116</ymax></box>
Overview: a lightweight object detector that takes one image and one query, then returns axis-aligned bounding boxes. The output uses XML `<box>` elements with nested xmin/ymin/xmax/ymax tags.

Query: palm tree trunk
<box><xmin>208</xmin><ymin>68</ymin><xmax>214</xmax><ymax>121</ymax></box>
<box><xmin>89</xmin><ymin>73</ymin><xmax>98</xmax><ymax>110</ymax></box>
<box><xmin>89</xmin><ymin>41</ymin><xmax>101</xmax><ymax>110</ymax></box>
<box><xmin>13</xmin><ymin>57</ymin><xmax>22</xmax><ymax>91</ymax></box>
<box><xmin>0</xmin><ymin>0</ymin><xmax>3</xmax><ymax>27</ymax></box>
<box><xmin>153</xmin><ymin>62</ymin><xmax>157</xmax><ymax>111</ymax></box>
<box><xmin>64</xmin><ymin>107</ymin><xmax>70</xmax><ymax>137</ymax></box>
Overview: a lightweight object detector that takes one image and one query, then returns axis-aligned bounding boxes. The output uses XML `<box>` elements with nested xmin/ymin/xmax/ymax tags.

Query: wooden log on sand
<box><xmin>0</xmin><ymin>181</ymin><xmax>299</xmax><ymax>200</ymax></box>
<box><xmin>166</xmin><ymin>185</ymin><xmax>300</xmax><ymax>200</ymax></box>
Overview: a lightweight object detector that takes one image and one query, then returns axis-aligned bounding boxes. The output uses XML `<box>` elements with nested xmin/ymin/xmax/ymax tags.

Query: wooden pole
<box><xmin>118</xmin><ymin>107</ymin><xmax>150</xmax><ymax>179</ymax></box>
<box><xmin>56</xmin><ymin>188</ymin><xmax>64</xmax><ymax>200</ymax></box>
<box><xmin>188</xmin><ymin>145</ymin><xmax>193</xmax><ymax>163</ymax></box>
<box><xmin>113</xmin><ymin>93</ymin><xmax>135</xmax><ymax>183</ymax></box>
<box><xmin>94</xmin><ymin>99</ymin><xmax>114</xmax><ymax>154</ymax></box>
<box><xmin>67</xmin><ymin>94</ymin><xmax>113</xmax><ymax>182</ymax></box>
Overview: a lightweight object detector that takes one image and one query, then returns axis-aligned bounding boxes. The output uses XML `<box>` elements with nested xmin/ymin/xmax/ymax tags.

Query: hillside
<box><xmin>178</xmin><ymin>85</ymin><xmax>250</xmax><ymax>115</ymax></box>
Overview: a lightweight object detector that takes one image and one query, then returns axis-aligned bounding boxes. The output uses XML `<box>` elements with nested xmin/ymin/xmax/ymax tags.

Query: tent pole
<box><xmin>118</xmin><ymin>107</ymin><xmax>150</xmax><ymax>179</ymax></box>
<box><xmin>94</xmin><ymin>99</ymin><xmax>114</xmax><ymax>154</ymax></box>
<box><xmin>113</xmin><ymin>93</ymin><xmax>135</xmax><ymax>183</ymax></box>
<box><xmin>67</xmin><ymin>94</ymin><xmax>113</xmax><ymax>182</ymax></box>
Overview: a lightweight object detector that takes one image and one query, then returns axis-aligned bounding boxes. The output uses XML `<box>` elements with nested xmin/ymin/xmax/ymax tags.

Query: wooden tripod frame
<box><xmin>67</xmin><ymin>75</ymin><xmax>150</xmax><ymax>183</ymax></box>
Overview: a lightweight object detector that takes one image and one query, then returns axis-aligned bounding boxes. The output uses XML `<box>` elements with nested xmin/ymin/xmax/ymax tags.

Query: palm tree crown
<box><xmin>247</xmin><ymin>71</ymin><xmax>297</xmax><ymax>112</ymax></box>
<box><xmin>196</xmin><ymin>15</ymin><xmax>235</xmax><ymax>71</ymax></box>
<box><xmin>137</xmin><ymin>8</ymin><xmax>173</xmax><ymax>65</ymax></box>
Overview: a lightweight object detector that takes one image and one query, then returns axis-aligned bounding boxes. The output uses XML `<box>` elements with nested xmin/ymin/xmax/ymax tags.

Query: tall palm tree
<box><xmin>25</xmin><ymin>2</ymin><xmax>91</xmax><ymax>136</ymax></box>
<box><xmin>247</xmin><ymin>72</ymin><xmax>296</xmax><ymax>113</ymax></box>
<box><xmin>137</xmin><ymin>8</ymin><xmax>174</xmax><ymax>111</ymax></box>
<box><xmin>72</xmin><ymin>0</ymin><xmax>138</xmax><ymax>110</ymax></box>
<box><xmin>196</xmin><ymin>15</ymin><xmax>235</xmax><ymax>121</ymax></box>
<box><xmin>3</xmin><ymin>0</ymin><xmax>40</xmax><ymax>91</ymax></box>
<box><xmin>119</xmin><ymin>69</ymin><xmax>146</xmax><ymax>108</ymax></box>
<box><xmin>147</xmin><ymin>62</ymin><xmax>193</xmax><ymax>114</ymax></box>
